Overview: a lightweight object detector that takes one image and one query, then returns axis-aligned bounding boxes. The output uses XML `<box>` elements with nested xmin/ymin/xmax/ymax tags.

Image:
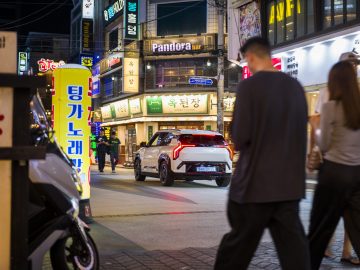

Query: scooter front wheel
<box><xmin>50</xmin><ymin>231</ymin><xmax>99</xmax><ymax>270</ymax></box>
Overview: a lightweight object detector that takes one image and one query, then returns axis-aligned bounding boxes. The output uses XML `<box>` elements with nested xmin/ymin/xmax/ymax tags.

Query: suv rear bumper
<box><xmin>172</xmin><ymin>172</ymin><xmax>232</xmax><ymax>181</ymax></box>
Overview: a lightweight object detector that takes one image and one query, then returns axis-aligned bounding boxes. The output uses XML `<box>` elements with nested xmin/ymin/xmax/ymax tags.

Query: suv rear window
<box><xmin>179</xmin><ymin>134</ymin><xmax>226</xmax><ymax>146</ymax></box>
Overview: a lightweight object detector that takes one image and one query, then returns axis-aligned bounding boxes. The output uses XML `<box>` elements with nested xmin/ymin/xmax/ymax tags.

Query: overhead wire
<box><xmin>0</xmin><ymin>0</ymin><xmax>63</xmax><ymax>27</ymax></box>
<box><xmin>0</xmin><ymin>0</ymin><xmax>70</xmax><ymax>30</ymax></box>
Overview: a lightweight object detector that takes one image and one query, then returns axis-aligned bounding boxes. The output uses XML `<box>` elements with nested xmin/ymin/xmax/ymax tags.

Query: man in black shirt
<box><xmin>109</xmin><ymin>131</ymin><xmax>121</xmax><ymax>173</ymax></box>
<box><xmin>96</xmin><ymin>129</ymin><xmax>108</xmax><ymax>173</ymax></box>
<box><xmin>215</xmin><ymin>37</ymin><xmax>310</xmax><ymax>269</ymax></box>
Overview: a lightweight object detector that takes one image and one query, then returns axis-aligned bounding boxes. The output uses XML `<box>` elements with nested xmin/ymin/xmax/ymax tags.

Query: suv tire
<box><xmin>159</xmin><ymin>160</ymin><xmax>174</xmax><ymax>186</ymax></box>
<box><xmin>134</xmin><ymin>159</ymin><xmax>146</xmax><ymax>181</ymax></box>
<box><xmin>216</xmin><ymin>176</ymin><xmax>231</xmax><ymax>187</ymax></box>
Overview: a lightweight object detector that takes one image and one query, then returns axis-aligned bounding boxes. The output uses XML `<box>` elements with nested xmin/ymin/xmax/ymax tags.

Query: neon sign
<box><xmin>104</xmin><ymin>0</ymin><xmax>124</xmax><ymax>24</ymax></box>
<box><xmin>37</xmin><ymin>58</ymin><xmax>65</xmax><ymax>73</ymax></box>
<box><xmin>269</xmin><ymin>0</ymin><xmax>301</xmax><ymax>24</ymax></box>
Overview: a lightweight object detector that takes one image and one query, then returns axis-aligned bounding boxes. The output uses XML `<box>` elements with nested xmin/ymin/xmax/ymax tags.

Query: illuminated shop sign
<box><xmin>82</xmin><ymin>0</ymin><xmax>94</xmax><ymax>19</ymax></box>
<box><xmin>146</xmin><ymin>94</ymin><xmax>208</xmax><ymax>114</ymax></box>
<box><xmin>82</xmin><ymin>19</ymin><xmax>93</xmax><ymax>53</ymax></box>
<box><xmin>101</xmin><ymin>98</ymin><xmax>140</xmax><ymax>120</ymax></box>
<box><xmin>99</xmin><ymin>53</ymin><xmax>122</xmax><ymax>74</ymax></box>
<box><xmin>124</xmin><ymin>0</ymin><xmax>138</xmax><ymax>40</ymax></box>
<box><xmin>123</xmin><ymin>57</ymin><xmax>139</xmax><ymax>93</ymax></box>
<box><xmin>81</xmin><ymin>55</ymin><xmax>94</xmax><ymax>67</ymax></box>
<box><xmin>144</xmin><ymin>35</ymin><xmax>216</xmax><ymax>55</ymax></box>
<box><xmin>272</xmin><ymin>31</ymin><xmax>360</xmax><ymax>87</ymax></box>
<box><xmin>37</xmin><ymin>58</ymin><xmax>65</xmax><ymax>73</ymax></box>
<box><xmin>18</xmin><ymin>52</ymin><xmax>28</xmax><ymax>74</ymax></box>
<box><xmin>101</xmin><ymin>105</ymin><xmax>112</xmax><ymax>119</ymax></box>
<box><xmin>242</xmin><ymin>58</ymin><xmax>282</xmax><ymax>79</ymax></box>
<box><xmin>112</xmin><ymin>99</ymin><xmax>129</xmax><ymax>118</ymax></box>
<box><xmin>152</xmin><ymin>42</ymin><xmax>193</xmax><ymax>53</ymax></box>
<box><xmin>104</xmin><ymin>0</ymin><xmax>124</xmax><ymax>24</ymax></box>
<box><xmin>52</xmin><ymin>66</ymin><xmax>92</xmax><ymax>199</ymax></box>
<box><xmin>129</xmin><ymin>98</ymin><xmax>141</xmax><ymax>114</ymax></box>
<box><xmin>269</xmin><ymin>0</ymin><xmax>301</xmax><ymax>24</ymax></box>
<box><xmin>223</xmin><ymin>96</ymin><xmax>236</xmax><ymax>112</ymax></box>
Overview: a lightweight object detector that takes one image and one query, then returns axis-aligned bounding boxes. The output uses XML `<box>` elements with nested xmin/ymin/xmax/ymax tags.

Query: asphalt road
<box><xmin>41</xmin><ymin>166</ymin><xmax>356</xmax><ymax>269</ymax></box>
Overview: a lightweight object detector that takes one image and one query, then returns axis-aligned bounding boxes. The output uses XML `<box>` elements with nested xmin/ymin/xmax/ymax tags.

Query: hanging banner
<box><xmin>123</xmin><ymin>57</ymin><xmax>139</xmax><ymax>93</ymax></box>
<box><xmin>124</xmin><ymin>0</ymin><xmax>139</xmax><ymax>40</ymax></box>
<box><xmin>82</xmin><ymin>0</ymin><xmax>94</xmax><ymax>19</ymax></box>
<box><xmin>52</xmin><ymin>64</ymin><xmax>92</xmax><ymax>200</ymax></box>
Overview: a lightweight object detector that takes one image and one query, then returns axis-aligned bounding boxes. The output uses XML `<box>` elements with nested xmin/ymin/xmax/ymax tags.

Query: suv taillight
<box><xmin>173</xmin><ymin>142</ymin><xmax>195</xmax><ymax>160</ymax></box>
<box><xmin>214</xmin><ymin>144</ymin><xmax>233</xmax><ymax>161</ymax></box>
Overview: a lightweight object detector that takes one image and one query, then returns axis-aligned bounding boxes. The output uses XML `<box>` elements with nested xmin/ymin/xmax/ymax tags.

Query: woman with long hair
<box><xmin>308</xmin><ymin>60</ymin><xmax>360</xmax><ymax>270</ymax></box>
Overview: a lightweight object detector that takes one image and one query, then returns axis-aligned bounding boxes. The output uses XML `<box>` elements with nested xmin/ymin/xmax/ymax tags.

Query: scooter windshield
<box><xmin>30</xmin><ymin>95</ymin><xmax>72</xmax><ymax>166</ymax></box>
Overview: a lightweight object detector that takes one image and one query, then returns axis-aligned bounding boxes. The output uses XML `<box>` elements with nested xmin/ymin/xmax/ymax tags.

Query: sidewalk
<box><xmin>100</xmin><ymin>241</ymin><xmax>359</xmax><ymax>270</ymax></box>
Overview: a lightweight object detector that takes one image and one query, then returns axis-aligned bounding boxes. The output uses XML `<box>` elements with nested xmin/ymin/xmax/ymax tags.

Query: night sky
<box><xmin>1</xmin><ymin>0</ymin><xmax>73</xmax><ymax>35</ymax></box>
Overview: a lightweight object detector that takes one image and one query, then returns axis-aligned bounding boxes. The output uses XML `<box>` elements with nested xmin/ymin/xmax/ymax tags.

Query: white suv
<box><xmin>134</xmin><ymin>129</ymin><xmax>233</xmax><ymax>187</ymax></box>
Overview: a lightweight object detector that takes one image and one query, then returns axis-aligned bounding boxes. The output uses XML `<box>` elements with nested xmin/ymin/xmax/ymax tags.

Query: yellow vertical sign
<box><xmin>52</xmin><ymin>64</ymin><xmax>92</xmax><ymax>199</ymax></box>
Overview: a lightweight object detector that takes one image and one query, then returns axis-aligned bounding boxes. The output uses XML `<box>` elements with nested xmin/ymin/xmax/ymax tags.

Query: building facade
<box><xmin>227</xmin><ymin>0</ymin><xmax>360</xmax><ymax>151</ymax></box>
<box><xmin>96</xmin><ymin>0</ymin><xmax>241</xmax><ymax>164</ymax></box>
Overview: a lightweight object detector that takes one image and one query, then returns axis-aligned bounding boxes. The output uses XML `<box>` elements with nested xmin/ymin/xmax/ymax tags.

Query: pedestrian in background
<box><xmin>308</xmin><ymin>52</ymin><xmax>360</xmax><ymax>266</ymax></box>
<box><xmin>308</xmin><ymin>60</ymin><xmax>360</xmax><ymax>270</ymax></box>
<box><xmin>215</xmin><ymin>37</ymin><xmax>310</xmax><ymax>270</ymax></box>
<box><xmin>109</xmin><ymin>131</ymin><xmax>121</xmax><ymax>173</ymax></box>
<box><xmin>96</xmin><ymin>129</ymin><xmax>109</xmax><ymax>173</ymax></box>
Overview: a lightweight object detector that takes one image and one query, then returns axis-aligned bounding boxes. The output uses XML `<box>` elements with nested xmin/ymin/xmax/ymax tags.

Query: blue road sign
<box><xmin>189</xmin><ymin>77</ymin><xmax>213</xmax><ymax>86</ymax></box>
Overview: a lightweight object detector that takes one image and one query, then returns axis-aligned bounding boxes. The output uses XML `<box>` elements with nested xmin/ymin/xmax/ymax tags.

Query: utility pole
<box><xmin>216</xmin><ymin>0</ymin><xmax>225</xmax><ymax>135</ymax></box>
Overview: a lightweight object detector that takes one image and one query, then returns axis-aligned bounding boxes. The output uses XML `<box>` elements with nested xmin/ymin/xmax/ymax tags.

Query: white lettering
<box><xmin>151</xmin><ymin>42</ymin><xmax>196</xmax><ymax>53</ymax></box>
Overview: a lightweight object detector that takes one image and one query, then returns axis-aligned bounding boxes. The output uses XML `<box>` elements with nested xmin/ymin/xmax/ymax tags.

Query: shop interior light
<box><xmin>207</xmin><ymin>60</ymin><xmax>211</xmax><ymax>67</ymax></box>
<box><xmin>146</xmin><ymin>63</ymin><xmax>151</xmax><ymax>70</ymax></box>
<box><xmin>112</xmin><ymin>77</ymin><xmax>115</xmax><ymax>81</ymax></box>
<box><xmin>230</xmin><ymin>63</ymin><xmax>236</xmax><ymax>68</ymax></box>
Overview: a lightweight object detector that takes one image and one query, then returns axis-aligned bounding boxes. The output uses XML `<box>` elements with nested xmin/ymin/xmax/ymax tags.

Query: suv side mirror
<box><xmin>140</xmin><ymin>142</ymin><xmax>147</xmax><ymax>148</ymax></box>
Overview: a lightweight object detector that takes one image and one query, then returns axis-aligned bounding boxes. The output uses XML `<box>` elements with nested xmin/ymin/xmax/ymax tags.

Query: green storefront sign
<box><xmin>146</xmin><ymin>96</ymin><xmax>163</xmax><ymax>114</ymax></box>
<box><xmin>110</xmin><ymin>104</ymin><xmax>117</xmax><ymax>118</ymax></box>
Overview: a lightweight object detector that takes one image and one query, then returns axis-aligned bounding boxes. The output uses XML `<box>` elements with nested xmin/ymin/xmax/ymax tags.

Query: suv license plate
<box><xmin>197</xmin><ymin>166</ymin><xmax>217</xmax><ymax>172</ymax></box>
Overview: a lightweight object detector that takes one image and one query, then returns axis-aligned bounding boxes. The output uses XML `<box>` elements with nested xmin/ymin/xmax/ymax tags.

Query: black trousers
<box><xmin>97</xmin><ymin>151</ymin><xmax>106</xmax><ymax>172</ymax></box>
<box><xmin>215</xmin><ymin>199</ymin><xmax>310</xmax><ymax>270</ymax></box>
<box><xmin>110</xmin><ymin>152</ymin><xmax>118</xmax><ymax>171</ymax></box>
<box><xmin>308</xmin><ymin>159</ymin><xmax>360</xmax><ymax>270</ymax></box>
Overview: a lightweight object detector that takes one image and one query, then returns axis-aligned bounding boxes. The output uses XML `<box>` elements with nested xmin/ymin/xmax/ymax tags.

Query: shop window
<box><xmin>324</xmin><ymin>0</ymin><xmax>332</xmax><ymax>28</ymax></box>
<box><xmin>297</xmin><ymin>0</ymin><xmax>306</xmax><ymax>36</ymax></box>
<box><xmin>347</xmin><ymin>0</ymin><xmax>357</xmax><ymax>22</ymax></box>
<box><xmin>334</xmin><ymin>0</ymin><xmax>344</xmax><ymax>26</ymax></box>
<box><xmin>150</xmin><ymin>59</ymin><xmax>216</xmax><ymax>89</ymax></box>
<box><xmin>268</xmin><ymin>3</ymin><xmax>276</xmax><ymax>45</ymax></box>
<box><xmin>101</xmin><ymin>73</ymin><xmax>123</xmax><ymax>99</ymax></box>
<box><xmin>157</xmin><ymin>1</ymin><xmax>207</xmax><ymax>36</ymax></box>
<box><xmin>109</xmin><ymin>29</ymin><xmax>119</xmax><ymax>51</ymax></box>
<box><xmin>307</xmin><ymin>0</ymin><xmax>315</xmax><ymax>33</ymax></box>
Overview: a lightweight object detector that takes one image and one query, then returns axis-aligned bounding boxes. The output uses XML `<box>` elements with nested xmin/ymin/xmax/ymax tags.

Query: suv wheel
<box><xmin>216</xmin><ymin>176</ymin><xmax>231</xmax><ymax>187</ymax></box>
<box><xmin>134</xmin><ymin>159</ymin><xmax>146</xmax><ymax>181</ymax></box>
<box><xmin>159</xmin><ymin>161</ymin><xmax>174</xmax><ymax>186</ymax></box>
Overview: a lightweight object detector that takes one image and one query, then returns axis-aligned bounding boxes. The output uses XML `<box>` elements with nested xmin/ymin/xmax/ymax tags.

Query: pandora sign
<box><xmin>144</xmin><ymin>34</ymin><xmax>216</xmax><ymax>55</ymax></box>
<box><xmin>152</xmin><ymin>42</ymin><xmax>192</xmax><ymax>53</ymax></box>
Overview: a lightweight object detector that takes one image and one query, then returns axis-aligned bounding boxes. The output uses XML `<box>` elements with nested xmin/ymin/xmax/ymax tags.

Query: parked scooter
<box><xmin>28</xmin><ymin>94</ymin><xmax>99</xmax><ymax>270</ymax></box>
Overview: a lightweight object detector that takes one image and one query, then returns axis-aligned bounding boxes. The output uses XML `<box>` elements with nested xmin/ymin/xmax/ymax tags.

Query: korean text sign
<box><xmin>52</xmin><ymin>65</ymin><xmax>92</xmax><ymax>200</ymax></box>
